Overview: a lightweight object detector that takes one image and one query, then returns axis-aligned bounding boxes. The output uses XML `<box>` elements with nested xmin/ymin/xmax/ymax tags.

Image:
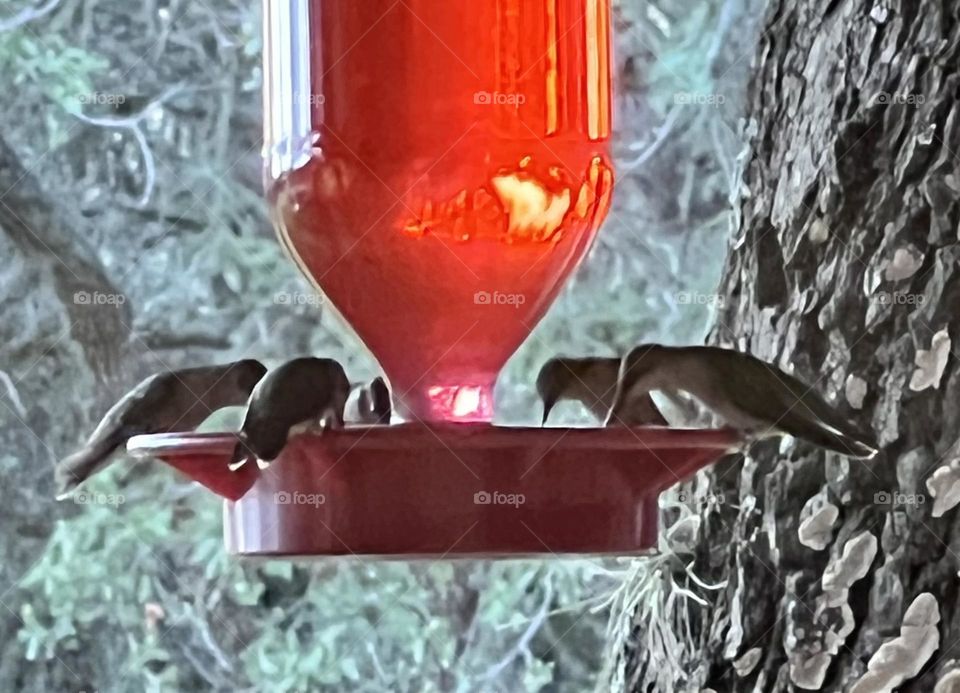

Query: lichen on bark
<box><xmin>608</xmin><ymin>0</ymin><xmax>960</xmax><ymax>690</ymax></box>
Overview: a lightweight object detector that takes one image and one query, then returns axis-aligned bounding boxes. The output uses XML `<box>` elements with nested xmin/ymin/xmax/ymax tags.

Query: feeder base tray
<box><xmin>127</xmin><ymin>424</ymin><xmax>740</xmax><ymax>558</ymax></box>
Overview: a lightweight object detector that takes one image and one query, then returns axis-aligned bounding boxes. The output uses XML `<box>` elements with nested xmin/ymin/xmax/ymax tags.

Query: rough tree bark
<box><xmin>0</xmin><ymin>134</ymin><xmax>132</xmax><ymax>383</ymax></box>
<box><xmin>0</xmin><ymin>133</ymin><xmax>132</xmax><ymax>689</ymax></box>
<box><xmin>614</xmin><ymin>0</ymin><xmax>960</xmax><ymax>691</ymax></box>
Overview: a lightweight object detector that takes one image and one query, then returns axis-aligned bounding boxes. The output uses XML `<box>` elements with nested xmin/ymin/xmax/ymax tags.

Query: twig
<box><xmin>365</xmin><ymin>641</ymin><xmax>390</xmax><ymax>684</ymax></box>
<box><xmin>71</xmin><ymin>85</ymin><xmax>185</xmax><ymax>207</ymax></box>
<box><xmin>191</xmin><ymin>607</ymin><xmax>234</xmax><ymax>673</ymax></box>
<box><xmin>621</xmin><ymin>105</ymin><xmax>683</xmax><ymax>172</ymax></box>
<box><xmin>129</xmin><ymin>125</ymin><xmax>156</xmax><ymax>209</ymax></box>
<box><xmin>710</xmin><ymin>117</ymin><xmax>735</xmax><ymax>193</ymax></box>
<box><xmin>180</xmin><ymin>644</ymin><xmax>228</xmax><ymax>690</ymax></box>
<box><xmin>481</xmin><ymin>580</ymin><xmax>553</xmax><ymax>683</ymax></box>
<box><xmin>684</xmin><ymin>560</ymin><xmax>726</xmax><ymax>591</ymax></box>
<box><xmin>0</xmin><ymin>0</ymin><xmax>61</xmax><ymax>33</ymax></box>
<box><xmin>154</xmin><ymin>578</ymin><xmax>235</xmax><ymax>676</ymax></box>
<box><xmin>135</xmin><ymin>326</ymin><xmax>232</xmax><ymax>351</ymax></box>
<box><xmin>705</xmin><ymin>0</ymin><xmax>739</xmax><ymax>72</ymax></box>
<box><xmin>0</xmin><ymin>370</ymin><xmax>27</xmax><ymax>416</ymax></box>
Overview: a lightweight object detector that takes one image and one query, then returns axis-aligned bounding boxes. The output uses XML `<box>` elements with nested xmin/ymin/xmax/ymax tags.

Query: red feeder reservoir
<box><xmin>126</xmin><ymin>0</ymin><xmax>740</xmax><ymax>557</ymax></box>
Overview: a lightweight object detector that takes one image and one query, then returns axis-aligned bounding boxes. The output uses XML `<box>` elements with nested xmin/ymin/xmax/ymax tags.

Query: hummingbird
<box><xmin>357</xmin><ymin>376</ymin><xmax>391</xmax><ymax>424</ymax></box>
<box><xmin>230</xmin><ymin>357</ymin><xmax>351</xmax><ymax>467</ymax></box>
<box><xmin>609</xmin><ymin>344</ymin><xmax>879</xmax><ymax>458</ymax></box>
<box><xmin>55</xmin><ymin>359</ymin><xmax>267</xmax><ymax>498</ymax></box>
<box><xmin>345</xmin><ymin>376</ymin><xmax>392</xmax><ymax>424</ymax></box>
<box><xmin>536</xmin><ymin>356</ymin><xmax>668</xmax><ymax>426</ymax></box>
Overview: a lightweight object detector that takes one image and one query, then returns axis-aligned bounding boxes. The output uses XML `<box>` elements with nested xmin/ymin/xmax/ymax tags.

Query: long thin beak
<box><xmin>228</xmin><ymin>434</ymin><xmax>250</xmax><ymax>471</ymax></box>
<box><xmin>541</xmin><ymin>399</ymin><xmax>555</xmax><ymax>427</ymax></box>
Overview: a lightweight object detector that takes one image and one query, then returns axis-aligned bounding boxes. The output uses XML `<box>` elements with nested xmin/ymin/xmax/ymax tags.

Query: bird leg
<box><xmin>300</xmin><ymin>419</ymin><xmax>327</xmax><ymax>436</ymax></box>
<box><xmin>302</xmin><ymin>407</ymin><xmax>345</xmax><ymax>436</ymax></box>
<box><xmin>228</xmin><ymin>431</ymin><xmax>256</xmax><ymax>471</ymax></box>
<box><xmin>321</xmin><ymin>405</ymin><xmax>345</xmax><ymax>430</ymax></box>
<box><xmin>227</xmin><ymin>449</ymin><xmax>253</xmax><ymax>472</ymax></box>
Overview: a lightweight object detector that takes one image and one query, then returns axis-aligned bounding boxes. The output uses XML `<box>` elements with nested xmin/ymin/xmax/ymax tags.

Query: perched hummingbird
<box><xmin>230</xmin><ymin>357</ymin><xmax>351</xmax><ymax>467</ymax></box>
<box><xmin>609</xmin><ymin>344</ymin><xmax>879</xmax><ymax>458</ymax></box>
<box><xmin>55</xmin><ymin>359</ymin><xmax>267</xmax><ymax>498</ymax></box>
<box><xmin>358</xmin><ymin>376</ymin><xmax>391</xmax><ymax>424</ymax></box>
<box><xmin>345</xmin><ymin>376</ymin><xmax>392</xmax><ymax>424</ymax></box>
<box><xmin>536</xmin><ymin>356</ymin><xmax>668</xmax><ymax>426</ymax></box>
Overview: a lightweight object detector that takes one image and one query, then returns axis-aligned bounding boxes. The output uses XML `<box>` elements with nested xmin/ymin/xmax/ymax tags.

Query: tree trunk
<box><xmin>609</xmin><ymin>0</ymin><xmax>960</xmax><ymax>690</ymax></box>
<box><xmin>0</xmin><ymin>134</ymin><xmax>132</xmax><ymax>384</ymax></box>
<box><xmin>0</xmin><ymin>133</ymin><xmax>133</xmax><ymax>690</ymax></box>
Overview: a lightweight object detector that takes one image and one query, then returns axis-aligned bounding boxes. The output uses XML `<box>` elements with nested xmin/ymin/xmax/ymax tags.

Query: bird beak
<box><xmin>228</xmin><ymin>434</ymin><xmax>251</xmax><ymax>471</ymax></box>
<box><xmin>541</xmin><ymin>398</ymin><xmax>555</xmax><ymax>427</ymax></box>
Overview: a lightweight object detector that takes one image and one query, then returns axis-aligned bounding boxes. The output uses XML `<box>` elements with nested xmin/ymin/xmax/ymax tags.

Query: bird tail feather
<box><xmin>789</xmin><ymin>396</ymin><xmax>879</xmax><ymax>458</ymax></box>
<box><xmin>55</xmin><ymin>431</ymin><xmax>127</xmax><ymax>499</ymax></box>
<box><xmin>787</xmin><ymin>418</ymin><xmax>878</xmax><ymax>459</ymax></box>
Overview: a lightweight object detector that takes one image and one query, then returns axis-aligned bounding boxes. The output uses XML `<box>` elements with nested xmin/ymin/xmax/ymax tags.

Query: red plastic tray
<box><xmin>127</xmin><ymin>424</ymin><xmax>739</xmax><ymax>558</ymax></box>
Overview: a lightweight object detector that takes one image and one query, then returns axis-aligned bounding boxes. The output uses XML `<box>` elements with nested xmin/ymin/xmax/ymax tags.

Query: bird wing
<box><xmin>708</xmin><ymin>349</ymin><xmax>876</xmax><ymax>454</ymax></box>
<box><xmin>57</xmin><ymin>364</ymin><xmax>259</xmax><ymax>497</ymax></box>
<box><xmin>607</xmin><ymin>388</ymin><xmax>668</xmax><ymax>426</ymax></box>
<box><xmin>89</xmin><ymin>365</ymin><xmax>236</xmax><ymax>440</ymax></box>
<box><xmin>581</xmin><ymin>383</ymin><xmax>620</xmax><ymax>423</ymax></box>
<box><xmin>85</xmin><ymin>373</ymin><xmax>167</xmax><ymax>441</ymax></box>
<box><xmin>772</xmin><ymin>372</ymin><xmax>875</xmax><ymax>447</ymax></box>
<box><xmin>161</xmin><ymin>364</ymin><xmax>258</xmax><ymax>429</ymax></box>
<box><xmin>55</xmin><ymin>427</ymin><xmax>130</xmax><ymax>498</ymax></box>
<box><xmin>658</xmin><ymin>391</ymin><xmax>710</xmax><ymax>427</ymax></box>
<box><xmin>55</xmin><ymin>373</ymin><xmax>169</xmax><ymax>497</ymax></box>
<box><xmin>702</xmin><ymin>349</ymin><xmax>811</xmax><ymax>427</ymax></box>
<box><xmin>770</xmin><ymin>412</ymin><xmax>877</xmax><ymax>458</ymax></box>
<box><xmin>240</xmin><ymin>359</ymin><xmax>347</xmax><ymax>457</ymax></box>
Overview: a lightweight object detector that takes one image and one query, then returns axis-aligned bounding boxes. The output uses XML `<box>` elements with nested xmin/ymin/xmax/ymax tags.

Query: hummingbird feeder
<box><xmin>127</xmin><ymin>0</ymin><xmax>739</xmax><ymax>557</ymax></box>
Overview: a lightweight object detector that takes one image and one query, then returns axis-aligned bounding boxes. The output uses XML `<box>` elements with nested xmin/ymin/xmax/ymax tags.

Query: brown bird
<box><xmin>345</xmin><ymin>377</ymin><xmax>392</xmax><ymax>424</ymax></box>
<box><xmin>230</xmin><ymin>357</ymin><xmax>350</xmax><ymax>467</ymax></box>
<box><xmin>56</xmin><ymin>359</ymin><xmax>267</xmax><ymax>498</ymax></box>
<box><xmin>609</xmin><ymin>344</ymin><xmax>879</xmax><ymax>458</ymax></box>
<box><xmin>536</xmin><ymin>356</ymin><xmax>667</xmax><ymax>426</ymax></box>
<box><xmin>358</xmin><ymin>376</ymin><xmax>391</xmax><ymax>424</ymax></box>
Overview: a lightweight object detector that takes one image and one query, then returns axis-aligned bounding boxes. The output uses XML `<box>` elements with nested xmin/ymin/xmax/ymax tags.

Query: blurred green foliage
<box><xmin>0</xmin><ymin>30</ymin><xmax>107</xmax><ymax>148</ymax></box>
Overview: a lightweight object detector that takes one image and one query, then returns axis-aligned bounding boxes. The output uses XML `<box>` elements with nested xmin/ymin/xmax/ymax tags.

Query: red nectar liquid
<box><xmin>264</xmin><ymin>0</ymin><xmax>613</xmax><ymax>421</ymax></box>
